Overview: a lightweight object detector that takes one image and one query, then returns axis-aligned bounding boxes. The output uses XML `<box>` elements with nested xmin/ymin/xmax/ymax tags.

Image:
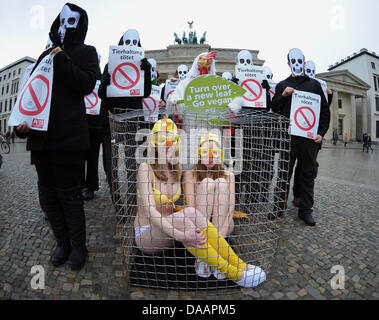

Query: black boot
<box><xmin>68</xmin><ymin>246</ymin><xmax>88</xmax><ymax>270</ymax></box>
<box><xmin>299</xmin><ymin>212</ymin><xmax>316</xmax><ymax>226</ymax></box>
<box><xmin>39</xmin><ymin>184</ymin><xmax>70</xmax><ymax>265</ymax></box>
<box><xmin>57</xmin><ymin>186</ymin><xmax>87</xmax><ymax>271</ymax></box>
<box><xmin>51</xmin><ymin>241</ymin><xmax>72</xmax><ymax>266</ymax></box>
<box><xmin>80</xmin><ymin>187</ymin><xmax>94</xmax><ymax>201</ymax></box>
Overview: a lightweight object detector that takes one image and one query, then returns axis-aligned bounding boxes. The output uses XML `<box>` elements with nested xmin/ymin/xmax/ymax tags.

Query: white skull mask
<box><xmin>305</xmin><ymin>61</ymin><xmax>316</xmax><ymax>79</ymax></box>
<box><xmin>237</xmin><ymin>50</ymin><xmax>253</xmax><ymax>66</ymax></box>
<box><xmin>58</xmin><ymin>5</ymin><xmax>81</xmax><ymax>43</ymax></box>
<box><xmin>263</xmin><ymin>66</ymin><xmax>273</xmax><ymax>80</ymax></box>
<box><xmin>148</xmin><ymin>58</ymin><xmax>157</xmax><ymax>81</ymax></box>
<box><xmin>288</xmin><ymin>48</ymin><xmax>305</xmax><ymax>76</ymax></box>
<box><xmin>177</xmin><ymin>64</ymin><xmax>189</xmax><ymax>81</ymax></box>
<box><xmin>122</xmin><ymin>29</ymin><xmax>140</xmax><ymax>46</ymax></box>
<box><xmin>222</xmin><ymin>72</ymin><xmax>233</xmax><ymax>81</ymax></box>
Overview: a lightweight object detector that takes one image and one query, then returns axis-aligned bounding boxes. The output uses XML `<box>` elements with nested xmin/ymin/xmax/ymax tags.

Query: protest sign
<box><xmin>8</xmin><ymin>54</ymin><xmax>55</xmax><ymax>131</ymax></box>
<box><xmin>290</xmin><ymin>90</ymin><xmax>321</xmax><ymax>140</ymax></box>
<box><xmin>106</xmin><ymin>45</ymin><xmax>145</xmax><ymax>97</ymax></box>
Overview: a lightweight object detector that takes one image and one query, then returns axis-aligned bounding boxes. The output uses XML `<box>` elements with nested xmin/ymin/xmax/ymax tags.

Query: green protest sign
<box><xmin>183</xmin><ymin>75</ymin><xmax>246</xmax><ymax>125</ymax></box>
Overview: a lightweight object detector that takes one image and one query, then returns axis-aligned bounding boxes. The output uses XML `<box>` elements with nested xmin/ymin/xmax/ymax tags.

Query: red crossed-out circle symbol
<box><xmin>241</xmin><ymin>79</ymin><xmax>262</xmax><ymax>102</ymax></box>
<box><xmin>142</xmin><ymin>97</ymin><xmax>157</xmax><ymax>115</ymax></box>
<box><xmin>19</xmin><ymin>75</ymin><xmax>50</xmax><ymax>116</ymax></box>
<box><xmin>294</xmin><ymin>106</ymin><xmax>316</xmax><ymax>131</ymax></box>
<box><xmin>85</xmin><ymin>91</ymin><xmax>99</xmax><ymax>109</ymax></box>
<box><xmin>166</xmin><ymin>90</ymin><xmax>174</xmax><ymax>99</ymax></box>
<box><xmin>112</xmin><ymin>62</ymin><xmax>140</xmax><ymax>90</ymax></box>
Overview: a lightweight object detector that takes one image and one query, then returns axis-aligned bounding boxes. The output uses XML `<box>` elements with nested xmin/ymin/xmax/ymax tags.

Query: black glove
<box><xmin>261</xmin><ymin>80</ymin><xmax>270</xmax><ymax>90</ymax></box>
<box><xmin>232</xmin><ymin>77</ymin><xmax>239</xmax><ymax>84</ymax></box>
<box><xmin>140</xmin><ymin>58</ymin><xmax>151</xmax><ymax>72</ymax></box>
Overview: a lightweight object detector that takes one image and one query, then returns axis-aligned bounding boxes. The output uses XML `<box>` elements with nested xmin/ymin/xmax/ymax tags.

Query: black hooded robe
<box><xmin>97</xmin><ymin>34</ymin><xmax>152</xmax><ymax>216</ymax></box>
<box><xmin>16</xmin><ymin>3</ymin><xmax>99</xmax><ymax>251</ymax></box>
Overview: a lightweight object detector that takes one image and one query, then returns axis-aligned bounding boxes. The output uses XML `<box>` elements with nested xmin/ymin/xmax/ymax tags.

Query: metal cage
<box><xmin>108</xmin><ymin>108</ymin><xmax>290</xmax><ymax>291</ymax></box>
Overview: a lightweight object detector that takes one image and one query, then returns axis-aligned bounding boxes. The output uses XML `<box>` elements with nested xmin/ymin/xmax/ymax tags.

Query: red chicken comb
<box><xmin>206</xmin><ymin>51</ymin><xmax>217</xmax><ymax>60</ymax></box>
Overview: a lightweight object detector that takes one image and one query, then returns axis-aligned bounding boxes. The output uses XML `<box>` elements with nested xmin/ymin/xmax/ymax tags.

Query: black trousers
<box><xmin>36</xmin><ymin>162</ymin><xmax>86</xmax><ymax>248</ymax></box>
<box><xmin>293</xmin><ymin>162</ymin><xmax>301</xmax><ymax>198</ymax></box>
<box><xmin>82</xmin><ymin>128</ymin><xmax>101</xmax><ymax>191</ymax></box>
<box><xmin>277</xmin><ymin>136</ymin><xmax>320</xmax><ymax>215</ymax></box>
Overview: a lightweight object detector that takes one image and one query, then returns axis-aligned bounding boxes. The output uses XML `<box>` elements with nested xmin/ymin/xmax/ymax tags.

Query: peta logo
<box><xmin>32</xmin><ymin>118</ymin><xmax>44</xmax><ymax>129</ymax></box>
<box><xmin>130</xmin><ymin>89</ymin><xmax>140</xmax><ymax>96</ymax></box>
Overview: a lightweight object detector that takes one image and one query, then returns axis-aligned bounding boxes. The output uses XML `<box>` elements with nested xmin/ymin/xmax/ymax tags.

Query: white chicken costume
<box><xmin>166</xmin><ymin>51</ymin><xmax>217</xmax><ymax>117</ymax></box>
<box><xmin>166</xmin><ymin>51</ymin><xmax>218</xmax><ymax>168</ymax></box>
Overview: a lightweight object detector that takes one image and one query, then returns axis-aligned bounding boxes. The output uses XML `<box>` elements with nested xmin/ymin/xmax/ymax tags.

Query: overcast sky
<box><xmin>0</xmin><ymin>0</ymin><xmax>378</xmax><ymax>81</ymax></box>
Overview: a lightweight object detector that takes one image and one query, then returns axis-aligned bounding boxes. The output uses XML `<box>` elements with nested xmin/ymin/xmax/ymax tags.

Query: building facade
<box><xmin>328</xmin><ymin>48</ymin><xmax>379</xmax><ymax>142</ymax></box>
<box><xmin>145</xmin><ymin>44</ymin><xmax>264</xmax><ymax>82</ymax></box>
<box><xmin>317</xmin><ymin>70</ymin><xmax>370</xmax><ymax>142</ymax></box>
<box><xmin>0</xmin><ymin>56</ymin><xmax>36</xmax><ymax>133</ymax></box>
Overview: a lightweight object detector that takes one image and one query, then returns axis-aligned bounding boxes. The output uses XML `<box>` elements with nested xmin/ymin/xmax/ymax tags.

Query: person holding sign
<box><xmin>305</xmin><ymin>60</ymin><xmax>333</xmax><ymax>105</ymax></box>
<box><xmin>233</xmin><ymin>51</ymin><xmax>274</xmax><ymax>206</ymax></box>
<box><xmin>166</xmin><ymin>51</ymin><xmax>218</xmax><ymax>119</ymax></box>
<box><xmin>98</xmin><ymin>29</ymin><xmax>152</xmax><ymax>222</ymax></box>
<box><xmin>292</xmin><ymin>60</ymin><xmax>334</xmax><ymax>209</ymax></box>
<box><xmin>136</xmin><ymin>119</ymin><xmax>266</xmax><ymax>287</ymax></box>
<box><xmin>81</xmin><ymin>52</ymin><xmax>103</xmax><ymax>201</ymax></box>
<box><xmin>271</xmin><ymin>48</ymin><xmax>330</xmax><ymax>226</ymax></box>
<box><xmin>160</xmin><ymin>64</ymin><xmax>187</xmax><ymax>107</ymax></box>
<box><xmin>15</xmin><ymin>3</ymin><xmax>100</xmax><ymax>270</ymax></box>
<box><xmin>98</xmin><ymin>29</ymin><xmax>152</xmax><ymax>110</ymax></box>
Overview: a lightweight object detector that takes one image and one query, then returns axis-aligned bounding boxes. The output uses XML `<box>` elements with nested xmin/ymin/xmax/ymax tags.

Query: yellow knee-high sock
<box><xmin>187</xmin><ymin>243</ymin><xmax>241</xmax><ymax>281</ymax></box>
<box><xmin>204</xmin><ymin>223</ymin><xmax>247</xmax><ymax>272</ymax></box>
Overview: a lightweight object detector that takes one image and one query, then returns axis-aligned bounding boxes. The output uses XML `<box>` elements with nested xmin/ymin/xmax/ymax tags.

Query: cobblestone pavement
<box><xmin>0</xmin><ymin>142</ymin><xmax>378</xmax><ymax>300</ymax></box>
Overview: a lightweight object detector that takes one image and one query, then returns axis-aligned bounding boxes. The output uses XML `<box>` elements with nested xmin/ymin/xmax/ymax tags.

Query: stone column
<box><xmin>331</xmin><ymin>90</ymin><xmax>339</xmax><ymax>132</ymax></box>
<box><xmin>350</xmin><ymin>95</ymin><xmax>356</xmax><ymax>141</ymax></box>
<box><xmin>362</xmin><ymin>96</ymin><xmax>368</xmax><ymax>134</ymax></box>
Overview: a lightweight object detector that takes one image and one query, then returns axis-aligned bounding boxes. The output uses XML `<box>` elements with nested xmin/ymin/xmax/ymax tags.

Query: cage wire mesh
<box><xmin>108</xmin><ymin>108</ymin><xmax>290</xmax><ymax>291</ymax></box>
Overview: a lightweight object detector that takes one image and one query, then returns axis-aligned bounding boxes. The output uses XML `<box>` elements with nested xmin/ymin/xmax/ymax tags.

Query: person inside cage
<box><xmin>135</xmin><ymin>118</ymin><xmax>266</xmax><ymax>288</ymax></box>
<box><xmin>184</xmin><ymin>131</ymin><xmax>236</xmax><ymax>279</ymax></box>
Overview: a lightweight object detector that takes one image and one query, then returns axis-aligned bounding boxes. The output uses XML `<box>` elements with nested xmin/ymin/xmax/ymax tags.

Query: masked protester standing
<box><xmin>230</xmin><ymin>50</ymin><xmax>274</xmax><ymax>206</ymax></box>
<box><xmin>271</xmin><ymin>48</ymin><xmax>330</xmax><ymax>226</ymax></box>
<box><xmin>292</xmin><ymin>60</ymin><xmax>334</xmax><ymax>208</ymax></box>
<box><xmin>81</xmin><ymin>53</ymin><xmax>103</xmax><ymax>201</ymax></box>
<box><xmin>98</xmin><ymin>29</ymin><xmax>152</xmax><ymax>221</ymax></box>
<box><xmin>15</xmin><ymin>3</ymin><xmax>99</xmax><ymax>270</ymax></box>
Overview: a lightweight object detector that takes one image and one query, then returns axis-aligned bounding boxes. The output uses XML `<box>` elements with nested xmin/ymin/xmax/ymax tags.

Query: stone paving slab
<box><xmin>0</xmin><ymin>144</ymin><xmax>378</xmax><ymax>300</ymax></box>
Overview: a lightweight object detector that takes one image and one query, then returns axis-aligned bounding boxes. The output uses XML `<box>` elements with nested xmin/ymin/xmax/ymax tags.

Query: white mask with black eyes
<box><xmin>148</xmin><ymin>58</ymin><xmax>157</xmax><ymax>81</ymax></box>
<box><xmin>122</xmin><ymin>29</ymin><xmax>140</xmax><ymax>46</ymax></box>
<box><xmin>236</xmin><ymin>50</ymin><xmax>253</xmax><ymax>66</ymax></box>
<box><xmin>263</xmin><ymin>66</ymin><xmax>273</xmax><ymax>80</ymax></box>
<box><xmin>58</xmin><ymin>5</ymin><xmax>81</xmax><ymax>43</ymax></box>
<box><xmin>222</xmin><ymin>72</ymin><xmax>233</xmax><ymax>81</ymax></box>
<box><xmin>177</xmin><ymin>64</ymin><xmax>189</xmax><ymax>81</ymax></box>
<box><xmin>288</xmin><ymin>48</ymin><xmax>305</xmax><ymax>76</ymax></box>
<box><xmin>305</xmin><ymin>61</ymin><xmax>316</xmax><ymax>79</ymax></box>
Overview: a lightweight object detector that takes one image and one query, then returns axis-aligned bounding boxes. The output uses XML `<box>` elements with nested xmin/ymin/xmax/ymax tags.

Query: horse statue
<box><xmin>192</xmin><ymin>31</ymin><xmax>198</xmax><ymax>44</ymax></box>
<box><xmin>174</xmin><ymin>32</ymin><xmax>182</xmax><ymax>45</ymax></box>
<box><xmin>200</xmin><ymin>31</ymin><xmax>207</xmax><ymax>44</ymax></box>
<box><xmin>182</xmin><ymin>31</ymin><xmax>188</xmax><ymax>44</ymax></box>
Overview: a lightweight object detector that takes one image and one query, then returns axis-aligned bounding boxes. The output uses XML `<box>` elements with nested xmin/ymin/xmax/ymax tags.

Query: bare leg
<box><xmin>194</xmin><ymin>178</ymin><xmax>215</xmax><ymax>221</ymax></box>
<box><xmin>211</xmin><ymin>178</ymin><xmax>234</xmax><ymax>237</ymax></box>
